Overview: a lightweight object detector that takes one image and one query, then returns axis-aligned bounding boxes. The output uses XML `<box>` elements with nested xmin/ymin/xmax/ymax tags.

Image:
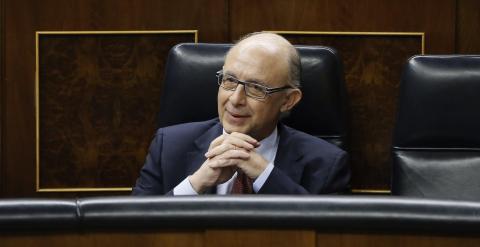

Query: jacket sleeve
<box><xmin>320</xmin><ymin>151</ymin><xmax>350</xmax><ymax>194</ymax></box>
<box><xmin>257</xmin><ymin>167</ymin><xmax>310</xmax><ymax>194</ymax></box>
<box><xmin>131</xmin><ymin>130</ymin><xmax>174</xmax><ymax>196</ymax></box>
<box><xmin>258</xmin><ymin>150</ymin><xmax>350</xmax><ymax>195</ymax></box>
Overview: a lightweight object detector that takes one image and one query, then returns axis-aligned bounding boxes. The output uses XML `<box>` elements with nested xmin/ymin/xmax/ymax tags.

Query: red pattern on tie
<box><xmin>231</xmin><ymin>170</ymin><xmax>253</xmax><ymax>194</ymax></box>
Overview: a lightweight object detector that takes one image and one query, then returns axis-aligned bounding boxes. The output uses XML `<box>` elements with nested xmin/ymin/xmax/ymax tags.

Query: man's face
<box><xmin>217</xmin><ymin>43</ymin><xmax>291</xmax><ymax>141</ymax></box>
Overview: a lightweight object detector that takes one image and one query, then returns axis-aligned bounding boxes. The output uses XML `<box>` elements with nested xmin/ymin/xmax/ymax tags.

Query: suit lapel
<box><xmin>185</xmin><ymin>120</ymin><xmax>223</xmax><ymax>194</ymax></box>
<box><xmin>274</xmin><ymin>124</ymin><xmax>303</xmax><ymax>171</ymax></box>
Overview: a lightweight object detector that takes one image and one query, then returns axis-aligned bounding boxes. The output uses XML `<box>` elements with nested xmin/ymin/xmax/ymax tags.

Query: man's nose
<box><xmin>229</xmin><ymin>84</ymin><xmax>247</xmax><ymax>105</ymax></box>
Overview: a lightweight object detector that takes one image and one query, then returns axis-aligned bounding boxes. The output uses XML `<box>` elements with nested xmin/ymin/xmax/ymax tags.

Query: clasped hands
<box><xmin>189</xmin><ymin>132</ymin><xmax>268</xmax><ymax>194</ymax></box>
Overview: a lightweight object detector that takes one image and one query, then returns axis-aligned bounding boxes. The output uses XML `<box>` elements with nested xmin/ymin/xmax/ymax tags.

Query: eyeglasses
<box><xmin>216</xmin><ymin>70</ymin><xmax>293</xmax><ymax>100</ymax></box>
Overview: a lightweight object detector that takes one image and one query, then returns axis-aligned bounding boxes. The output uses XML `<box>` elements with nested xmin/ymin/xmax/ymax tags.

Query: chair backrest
<box><xmin>392</xmin><ymin>55</ymin><xmax>480</xmax><ymax>200</ymax></box>
<box><xmin>158</xmin><ymin>43</ymin><xmax>348</xmax><ymax>149</ymax></box>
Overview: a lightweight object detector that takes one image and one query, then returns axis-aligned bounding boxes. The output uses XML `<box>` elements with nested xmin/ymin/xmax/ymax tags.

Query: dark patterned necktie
<box><xmin>231</xmin><ymin>170</ymin><xmax>253</xmax><ymax>194</ymax></box>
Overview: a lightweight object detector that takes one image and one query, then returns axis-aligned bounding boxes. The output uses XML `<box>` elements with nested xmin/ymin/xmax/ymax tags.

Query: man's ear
<box><xmin>280</xmin><ymin>89</ymin><xmax>302</xmax><ymax>112</ymax></box>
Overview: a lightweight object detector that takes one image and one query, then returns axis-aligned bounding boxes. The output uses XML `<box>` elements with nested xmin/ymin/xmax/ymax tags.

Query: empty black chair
<box><xmin>392</xmin><ymin>55</ymin><xmax>480</xmax><ymax>200</ymax></box>
<box><xmin>157</xmin><ymin>43</ymin><xmax>348</xmax><ymax>149</ymax></box>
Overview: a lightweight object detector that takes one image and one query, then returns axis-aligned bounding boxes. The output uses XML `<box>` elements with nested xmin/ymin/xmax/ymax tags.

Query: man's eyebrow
<box><xmin>247</xmin><ymin>79</ymin><xmax>267</xmax><ymax>86</ymax></box>
<box><xmin>223</xmin><ymin>70</ymin><xmax>267</xmax><ymax>86</ymax></box>
<box><xmin>223</xmin><ymin>70</ymin><xmax>236</xmax><ymax>77</ymax></box>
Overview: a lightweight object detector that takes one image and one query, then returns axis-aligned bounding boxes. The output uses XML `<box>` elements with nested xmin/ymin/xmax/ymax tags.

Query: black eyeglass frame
<box><xmin>216</xmin><ymin>70</ymin><xmax>294</xmax><ymax>100</ymax></box>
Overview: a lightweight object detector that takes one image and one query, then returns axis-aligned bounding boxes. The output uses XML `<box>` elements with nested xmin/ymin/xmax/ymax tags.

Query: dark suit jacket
<box><xmin>132</xmin><ymin>118</ymin><xmax>350</xmax><ymax>195</ymax></box>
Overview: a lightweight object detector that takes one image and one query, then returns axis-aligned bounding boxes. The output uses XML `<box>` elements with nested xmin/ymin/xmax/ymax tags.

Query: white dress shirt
<box><xmin>173</xmin><ymin>128</ymin><xmax>279</xmax><ymax>195</ymax></box>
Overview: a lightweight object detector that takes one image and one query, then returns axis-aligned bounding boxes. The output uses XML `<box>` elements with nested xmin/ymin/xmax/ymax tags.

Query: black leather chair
<box><xmin>392</xmin><ymin>55</ymin><xmax>480</xmax><ymax>201</ymax></box>
<box><xmin>157</xmin><ymin>43</ymin><xmax>348</xmax><ymax>149</ymax></box>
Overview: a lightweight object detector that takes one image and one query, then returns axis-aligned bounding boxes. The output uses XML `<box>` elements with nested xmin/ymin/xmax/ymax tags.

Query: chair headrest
<box><xmin>394</xmin><ymin>55</ymin><xmax>480</xmax><ymax>149</ymax></box>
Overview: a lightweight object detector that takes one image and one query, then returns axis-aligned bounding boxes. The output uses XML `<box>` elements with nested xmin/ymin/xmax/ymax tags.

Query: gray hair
<box><xmin>287</xmin><ymin>46</ymin><xmax>302</xmax><ymax>88</ymax></box>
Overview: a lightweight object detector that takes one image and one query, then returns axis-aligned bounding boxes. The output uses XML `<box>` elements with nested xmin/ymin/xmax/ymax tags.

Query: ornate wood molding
<box><xmin>35</xmin><ymin>30</ymin><xmax>197</xmax><ymax>192</ymax></box>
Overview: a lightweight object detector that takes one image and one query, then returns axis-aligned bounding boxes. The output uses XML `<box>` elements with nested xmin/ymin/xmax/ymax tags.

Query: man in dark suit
<box><xmin>132</xmin><ymin>32</ymin><xmax>350</xmax><ymax>195</ymax></box>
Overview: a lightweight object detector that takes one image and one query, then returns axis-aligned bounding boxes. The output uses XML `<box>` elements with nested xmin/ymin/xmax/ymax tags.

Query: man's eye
<box><xmin>250</xmin><ymin>84</ymin><xmax>265</xmax><ymax>92</ymax></box>
<box><xmin>224</xmin><ymin>77</ymin><xmax>237</xmax><ymax>83</ymax></box>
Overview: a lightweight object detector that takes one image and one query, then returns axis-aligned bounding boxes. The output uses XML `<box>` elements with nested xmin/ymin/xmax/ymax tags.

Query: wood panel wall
<box><xmin>1</xmin><ymin>0</ymin><xmax>479</xmax><ymax>197</ymax></box>
<box><xmin>0</xmin><ymin>0</ymin><xmax>5</xmax><ymax>197</ymax></box>
<box><xmin>456</xmin><ymin>0</ymin><xmax>480</xmax><ymax>53</ymax></box>
<box><xmin>1</xmin><ymin>230</ymin><xmax>480</xmax><ymax>247</ymax></box>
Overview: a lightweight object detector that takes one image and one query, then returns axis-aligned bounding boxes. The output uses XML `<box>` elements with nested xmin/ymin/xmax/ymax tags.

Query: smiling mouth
<box><xmin>226</xmin><ymin>108</ymin><xmax>250</xmax><ymax>119</ymax></box>
<box><xmin>229</xmin><ymin>111</ymin><xmax>248</xmax><ymax>118</ymax></box>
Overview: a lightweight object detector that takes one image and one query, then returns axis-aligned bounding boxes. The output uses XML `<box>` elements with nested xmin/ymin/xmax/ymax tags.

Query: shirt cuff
<box><xmin>253</xmin><ymin>162</ymin><xmax>274</xmax><ymax>193</ymax></box>
<box><xmin>173</xmin><ymin>176</ymin><xmax>199</xmax><ymax>195</ymax></box>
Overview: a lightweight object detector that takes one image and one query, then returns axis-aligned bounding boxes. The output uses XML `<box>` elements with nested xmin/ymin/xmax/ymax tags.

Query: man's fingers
<box><xmin>208</xmin><ymin>132</ymin><xmax>256</xmax><ymax>151</ymax></box>
<box><xmin>225</xmin><ymin>135</ymin><xmax>256</xmax><ymax>150</ymax></box>
<box><xmin>207</xmin><ymin>150</ymin><xmax>250</xmax><ymax>168</ymax></box>
<box><xmin>205</xmin><ymin>135</ymin><xmax>256</xmax><ymax>157</ymax></box>
<box><xmin>209</xmin><ymin>158</ymin><xmax>242</xmax><ymax>168</ymax></box>
<box><xmin>218</xmin><ymin>149</ymin><xmax>250</xmax><ymax>160</ymax></box>
<box><xmin>205</xmin><ymin>143</ymin><xmax>235</xmax><ymax>158</ymax></box>
<box><xmin>213</xmin><ymin>133</ymin><xmax>258</xmax><ymax>152</ymax></box>
<box><xmin>208</xmin><ymin>134</ymin><xmax>226</xmax><ymax>150</ymax></box>
<box><xmin>207</xmin><ymin>132</ymin><xmax>259</xmax><ymax>158</ymax></box>
<box><xmin>230</xmin><ymin>132</ymin><xmax>260</xmax><ymax>147</ymax></box>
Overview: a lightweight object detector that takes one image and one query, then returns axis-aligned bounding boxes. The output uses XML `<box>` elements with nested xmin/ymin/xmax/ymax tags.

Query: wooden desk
<box><xmin>1</xmin><ymin>196</ymin><xmax>479</xmax><ymax>246</ymax></box>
